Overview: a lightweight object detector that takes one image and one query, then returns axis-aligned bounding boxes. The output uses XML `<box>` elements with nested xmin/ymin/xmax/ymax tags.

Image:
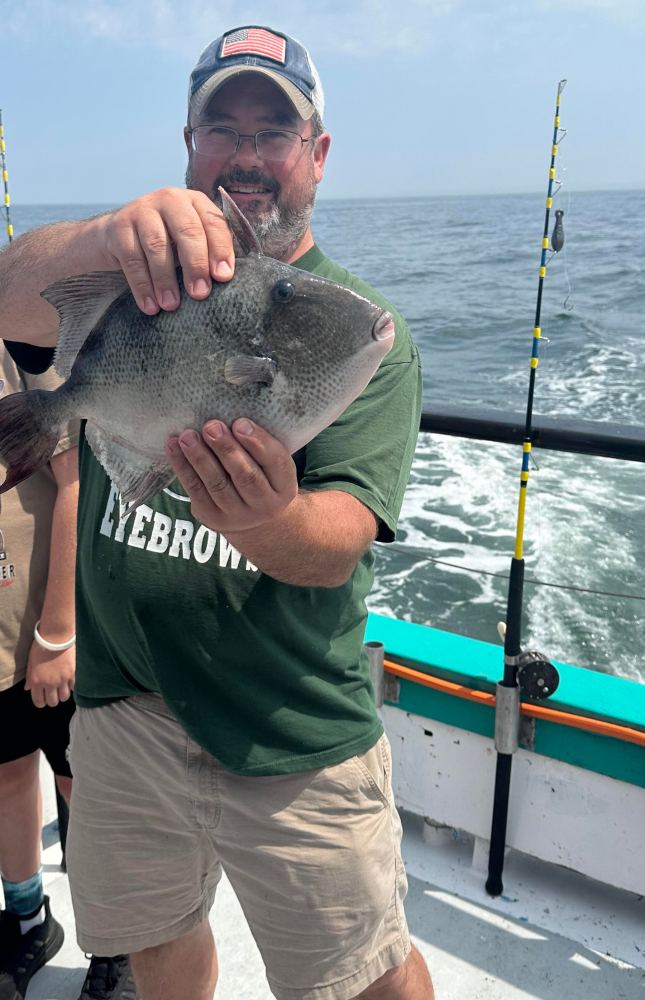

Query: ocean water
<box><xmin>4</xmin><ymin>191</ymin><xmax>645</xmax><ymax>684</ymax></box>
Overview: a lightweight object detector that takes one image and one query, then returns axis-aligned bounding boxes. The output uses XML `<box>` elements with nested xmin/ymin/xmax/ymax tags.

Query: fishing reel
<box><xmin>515</xmin><ymin>649</ymin><xmax>559</xmax><ymax>700</ymax></box>
<box><xmin>496</xmin><ymin>623</ymin><xmax>560</xmax><ymax>699</ymax></box>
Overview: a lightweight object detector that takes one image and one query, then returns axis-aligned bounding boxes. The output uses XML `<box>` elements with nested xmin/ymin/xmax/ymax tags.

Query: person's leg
<box><xmin>53</xmin><ymin>731</ymin><xmax>137</xmax><ymax>1000</ymax></box>
<box><xmin>129</xmin><ymin>919</ymin><xmax>218</xmax><ymax>1000</ymax></box>
<box><xmin>40</xmin><ymin>690</ymin><xmax>75</xmax><ymax>808</ymax></box>
<box><xmin>66</xmin><ymin>695</ymin><xmax>221</xmax><ymax>995</ymax></box>
<box><xmin>214</xmin><ymin>732</ymin><xmax>432</xmax><ymax>1000</ymax></box>
<box><xmin>0</xmin><ymin>679</ymin><xmax>75</xmax><ymax>880</ymax></box>
<box><xmin>353</xmin><ymin>946</ymin><xmax>434</xmax><ymax>999</ymax></box>
<box><xmin>0</xmin><ymin>724</ymin><xmax>64</xmax><ymax>997</ymax></box>
<box><xmin>55</xmin><ymin>773</ymin><xmax>73</xmax><ymax>803</ymax></box>
<box><xmin>0</xmin><ymin>751</ymin><xmax>41</xmax><ymax>883</ymax></box>
<box><xmin>0</xmin><ymin>683</ymin><xmax>49</xmax><ymax>936</ymax></box>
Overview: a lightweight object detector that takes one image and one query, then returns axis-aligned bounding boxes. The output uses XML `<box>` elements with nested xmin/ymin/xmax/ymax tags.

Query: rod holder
<box><xmin>365</xmin><ymin>640</ymin><xmax>385</xmax><ymax>708</ymax></box>
<box><xmin>494</xmin><ymin>683</ymin><xmax>520</xmax><ymax>755</ymax></box>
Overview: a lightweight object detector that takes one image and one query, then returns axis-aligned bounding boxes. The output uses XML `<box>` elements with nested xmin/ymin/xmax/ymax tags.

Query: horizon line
<box><xmin>6</xmin><ymin>186</ymin><xmax>645</xmax><ymax>208</ymax></box>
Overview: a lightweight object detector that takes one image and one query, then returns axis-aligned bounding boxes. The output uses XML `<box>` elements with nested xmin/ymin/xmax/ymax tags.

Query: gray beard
<box><xmin>247</xmin><ymin>199</ymin><xmax>314</xmax><ymax>260</ymax></box>
<box><xmin>185</xmin><ymin>164</ymin><xmax>315</xmax><ymax>260</ymax></box>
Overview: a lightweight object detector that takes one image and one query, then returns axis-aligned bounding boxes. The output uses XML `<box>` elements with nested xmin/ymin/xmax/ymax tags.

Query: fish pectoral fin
<box><xmin>218</xmin><ymin>187</ymin><xmax>263</xmax><ymax>256</ymax></box>
<box><xmin>85</xmin><ymin>421</ymin><xmax>173</xmax><ymax>509</ymax></box>
<box><xmin>224</xmin><ymin>355</ymin><xmax>277</xmax><ymax>387</ymax></box>
<box><xmin>120</xmin><ymin>466</ymin><xmax>176</xmax><ymax>512</ymax></box>
<box><xmin>42</xmin><ymin>271</ymin><xmax>130</xmax><ymax>378</ymax></box>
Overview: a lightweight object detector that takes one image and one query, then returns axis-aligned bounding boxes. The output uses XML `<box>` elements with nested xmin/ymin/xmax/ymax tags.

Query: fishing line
<box><xmin>561</xmin><ymin>179</ymin><xmax>574</xmax><ymax>311</ymax></box>
<box><xmin>380</xmin><ymin>545</ymin><xmax>645</xmax><ymax>603</ymax></box>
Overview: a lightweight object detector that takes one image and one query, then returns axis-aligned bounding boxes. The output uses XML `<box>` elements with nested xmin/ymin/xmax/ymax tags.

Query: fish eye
<box><xmin>272</xmin><ymin>280</ymin><xmax>295</xmax><ymax>304</ymax></box>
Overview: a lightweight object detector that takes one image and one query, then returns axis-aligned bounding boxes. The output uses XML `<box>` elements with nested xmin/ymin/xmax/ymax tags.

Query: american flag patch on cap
<box><xmin>221</xmin><ymin>27</ymin><xmax>286</xmax><ymax>64</ymax></box>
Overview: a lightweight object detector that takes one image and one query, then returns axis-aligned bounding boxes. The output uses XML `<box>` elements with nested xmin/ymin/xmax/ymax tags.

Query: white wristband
<box><xmin>33</xmin><ymin>620</ymin><xmax>76</xmax><ymax>652</ymax></box>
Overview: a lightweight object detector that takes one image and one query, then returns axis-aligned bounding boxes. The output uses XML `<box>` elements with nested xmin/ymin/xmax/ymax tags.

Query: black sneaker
<box><xmin>0</xmin><ymin>895</ymin><xmax>64</xmax><ymax>1000</ymax></box>
<box><xmin>78</xmin><ymin>954</ymin><xmax>139</xmax><ymax>1000</ymax></box>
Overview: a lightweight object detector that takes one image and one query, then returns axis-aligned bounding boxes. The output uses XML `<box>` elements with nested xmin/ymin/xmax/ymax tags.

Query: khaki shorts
<box><xmin>66</xmin><ymin>694</ymin><xmax>410</xmax><ymax>1000</ymax></box>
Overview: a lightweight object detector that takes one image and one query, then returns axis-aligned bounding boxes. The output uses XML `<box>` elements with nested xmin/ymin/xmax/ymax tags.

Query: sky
<box><xmin>0</xmin><ymin>0</ymin><xmax>643</xmax><ymax>204</ymax></box>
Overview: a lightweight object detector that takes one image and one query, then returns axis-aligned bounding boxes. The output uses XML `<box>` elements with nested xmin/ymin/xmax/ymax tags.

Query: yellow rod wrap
<box><xmin>514</xmin><ymin>489</ymin><xmax>528</xmax><ymax>559</ymax></box>
<box><xmin>504</xmin><ymin>78</ymin><xmax>565</xmax><ymax>778</ymax></box>
<box><xmin>0</xmin><ymin>110</ymin><xmax>14</xmax><ymax>245</ymax></box>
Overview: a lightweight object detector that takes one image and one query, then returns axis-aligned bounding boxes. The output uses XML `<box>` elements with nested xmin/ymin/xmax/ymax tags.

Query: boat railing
<box><xmin>419</xmin><ymin>404</ymin><xmax>645</xmax><ymax>462</ymax></box>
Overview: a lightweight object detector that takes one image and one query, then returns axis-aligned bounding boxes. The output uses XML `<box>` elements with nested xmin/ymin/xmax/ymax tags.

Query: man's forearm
<box><xmin>0</xmin><ymin>215</ymin><xmax>109</xmax><ymax>346</ymax></box>
<box><xmin>225</xmin><ymin>489</ymin><xmax>377</xmax><ymax>588</ymax></box>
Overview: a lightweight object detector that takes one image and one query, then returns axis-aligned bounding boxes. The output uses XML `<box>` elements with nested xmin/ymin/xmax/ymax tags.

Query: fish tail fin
<box><xmin>0</xmin><ymin>389</ymin><xmax>66</xmax><ymax>493</ymax></box>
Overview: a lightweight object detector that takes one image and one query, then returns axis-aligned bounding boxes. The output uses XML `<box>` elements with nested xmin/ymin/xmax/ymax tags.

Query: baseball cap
<box><xmin>188</xmin><ymin>26</ymin><xmax>325</xmax><ymax>123</ymax></box>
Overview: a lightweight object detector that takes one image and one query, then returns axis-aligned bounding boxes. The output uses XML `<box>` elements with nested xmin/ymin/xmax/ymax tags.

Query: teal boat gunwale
<box><xmin>365</xmin><ymin>612</ymin><xmax>645</xmax><ymax>789</ymax></box>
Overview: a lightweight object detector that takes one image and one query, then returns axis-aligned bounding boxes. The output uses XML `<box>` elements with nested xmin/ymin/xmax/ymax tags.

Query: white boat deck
<box><xmin>24</xmin><ymin>763</ymin><xmax>645</xmax><ymax>999</ymax></box>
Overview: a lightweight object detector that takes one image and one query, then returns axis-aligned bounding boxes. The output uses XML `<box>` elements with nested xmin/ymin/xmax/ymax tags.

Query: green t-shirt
<box><xmin>74</xmin><ymin>245</ymin><xmax>422</xmax><ymax>774</ymax></box>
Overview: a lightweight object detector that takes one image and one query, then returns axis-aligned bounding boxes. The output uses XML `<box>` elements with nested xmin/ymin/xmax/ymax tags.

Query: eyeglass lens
<box><xmin>193</xmin><ymin>127</ymin><xmax>303</xmax><ymax>161</ymax></box>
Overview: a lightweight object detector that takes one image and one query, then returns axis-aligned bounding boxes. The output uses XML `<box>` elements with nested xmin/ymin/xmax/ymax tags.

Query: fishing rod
<box><xmin>0</xmin><ymin>109</ymin><xmax>13</xmax><ymax>244</ymax></box>
<box><xmin>485</xmin><ymin>80</ymin><xmax>567</xmax><ymax>898</ymax></box>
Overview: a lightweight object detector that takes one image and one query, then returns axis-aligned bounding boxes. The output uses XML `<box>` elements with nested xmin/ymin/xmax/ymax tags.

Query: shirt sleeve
<box><xmin>3</xmin><ymin>341</ymin><xmax>55</xmax><ymax>374</ymax></box>
<box><xmin>298</xmin><ymin>344</ymin><xmax>422</xmax><ymax>543</ymax></box>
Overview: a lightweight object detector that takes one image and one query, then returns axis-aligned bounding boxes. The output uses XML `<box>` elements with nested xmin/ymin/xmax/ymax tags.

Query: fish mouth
<box><xmin>372</xmin><ymin>311</ymin><xmax>395</xmax><ymax>342</ymax></box>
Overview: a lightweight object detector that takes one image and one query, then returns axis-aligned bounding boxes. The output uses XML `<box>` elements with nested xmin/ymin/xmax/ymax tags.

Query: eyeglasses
<box><xmin>188</xmin><ymin>126</ymin><xmax>315</xmax><ymax>162</ymax></box>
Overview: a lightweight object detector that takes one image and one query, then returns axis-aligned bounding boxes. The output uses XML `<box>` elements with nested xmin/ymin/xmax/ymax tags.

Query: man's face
<box><xmin>185</xmin><ymin>73</ymin><xmax>330</xmax><ymax>260</ymax></box>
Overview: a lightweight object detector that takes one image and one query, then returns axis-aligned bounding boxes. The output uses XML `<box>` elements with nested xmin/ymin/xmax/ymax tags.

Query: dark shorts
<box><xmin>0</xmin><ymin>681</ymin><xmax>75</xmax><ymax>776</ymax></box>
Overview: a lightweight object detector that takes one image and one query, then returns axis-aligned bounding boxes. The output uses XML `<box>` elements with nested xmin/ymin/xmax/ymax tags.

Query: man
<box><xmin>0</xmin><ymin>348</ymin><xmax>137</xmax><ymax>1000</ymax></box>
<box><xmin>0</xmin><ymin>25</ymin><xmax>434</xmax><ymax>1000</ymax></box>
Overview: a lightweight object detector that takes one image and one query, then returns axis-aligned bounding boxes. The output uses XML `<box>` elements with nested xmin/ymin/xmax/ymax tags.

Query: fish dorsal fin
<box><xmin>224</xmin><ymin>355</ymin><xmax>276</xmax><ymax>387</ymax></box>
<box><xmin>218</xmin><ymin>186</ymin><xmax>262</xmax><ymax>256</ymax></box>
<box><xmin>42</xmin><ymin>271</ymin><xmax>130</xmax><ymax>378</ymax></box>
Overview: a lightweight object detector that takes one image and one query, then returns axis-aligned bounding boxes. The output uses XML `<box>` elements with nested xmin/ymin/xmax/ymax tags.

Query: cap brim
<box><xmin>190</xmin><ymin>66</ymin><xmax>315</xmax><ymax>121</ymax></box>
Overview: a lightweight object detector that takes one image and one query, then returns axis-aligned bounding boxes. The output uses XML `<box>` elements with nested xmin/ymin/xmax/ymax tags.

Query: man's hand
<box><xmin>167</xmin><ymin>418</ymin><xmax>377</xmax><ymax>587</ymax></box>
<box><xmin>25</xmin><ymin>641</ymin><xmax>75</xmax><ymax>708</ymax></box>
<box><xmin>95</xmin><ymin>187</ymin><xmax>235</xmax><ymax>315</ymax></box>
<box><xmin>0</xmin><ymin>187</ymin><xmax>235</xmax><ymax>346</ymax></box>
<box><xmin>166</xmin><ymin>419</ymin><xmax>298</xmax><ymax>534</ymax></box>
